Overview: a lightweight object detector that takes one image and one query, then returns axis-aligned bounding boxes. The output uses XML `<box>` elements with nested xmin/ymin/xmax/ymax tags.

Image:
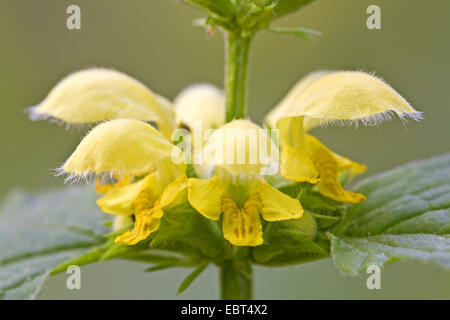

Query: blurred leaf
<box><xmin>338</xmin><ymin>168</ymin><xmax>352</xmax><ymax>186</ymax></box>
<box><xmin>331</xmin><ymin>153</ymin><xmax>450</xmax><ymax>275</ymax></box>
<box><xmin>236</xmin><ymin>0</ymin><xmax>276</xmax><ymax>32</ymax></box>
<box><xmin>311</xmin><ymin>213</ymin><xmax>340</xmax><ymax>229</ymax></box>
<box><xmin>264</xmin><ymin>174</ymin><xmax>297</xmax><ymax>191</ymax></box>
<box><xmin>291</xmin><ymin>211</ymin><xmax>317</xmax><ymax>238</ymax></box>
<box><xmin>185</xmin><ymin>0</ymin><xmax>318</xmax><ymax>34</ymax></box>
<box><xmin>267</xmin><ymin>26</ymin><xmax>322</xmax><ymax>40</ymax></box>
<box><xmin>184</xmin><ymin>0</ymin><xmax>235</xmax><ymax>19</ymax></box>
<box><xmin>0</xmin><ymin>186</ymin><xmax>109</xmax><ymax>299</ymax></box>
<box><xmin>299</xmin><ymin>189</ymin><xmax>341</xmax><ymax>214</ymax></box>
<box><xmin>145</xmin><ymin>263</ymin><xmax>179</xmax><ymax>272</ymax></box>
<box><xmin>177</xmin><ymin>261</ymin><xmax>209</xmax><ymax>294</ymax></box>
<box><xmin>272</xmin><ymin>0</ymin><xmax>317</xmax><ymax>18</ymax></box>
<box><xmin>52</xmin><ymin>241</ymin><xmax>113</xmax><ymax>274</ymax></box>
<box><xmin>331</xmin><ymin>233</ymin><xmax>450</xmax><ymax>276</ymax></box>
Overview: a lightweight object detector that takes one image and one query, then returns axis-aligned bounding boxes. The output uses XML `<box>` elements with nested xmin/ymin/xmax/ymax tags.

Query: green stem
<box><xmin>225</xmin><ymin>32</ymin><xmax>251</xmax><ymax>122</ymax></box>
<box><xmin>220</xmin><ymin>260</ymin><xmax>253</xmax><ymax>300</ymax></box>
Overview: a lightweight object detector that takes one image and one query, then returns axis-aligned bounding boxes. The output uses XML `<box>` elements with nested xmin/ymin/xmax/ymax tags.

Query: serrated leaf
<box><xmin>331</xmin><ymin>153</ymin><xmax>450</xmax><ymax>275</ymax></box>
<box><xmin>267</xmin><ymin>26</ymin><xmax>322</xmax><ymax>40</ymax></box>
<box><xmin>177</xmin><ymin>261</ymin><xmax>209</xmax><ymax>294</ymax></box>
<box><xmin>344</xmin><ymin>153</ymin><xmax>450</xmax><ymax>237</ymax></box>
<box><xmin>331</xmin><ymin>234</ymin><xmax>450</xmax><ymax>276</ymax></box>
<box><xmin>0</xmin><ymin>186</ymin><xmax>110</xmax><ymax>299</ymax></box>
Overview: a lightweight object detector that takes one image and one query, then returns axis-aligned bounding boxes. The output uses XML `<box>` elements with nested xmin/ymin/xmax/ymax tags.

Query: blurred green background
<box><xmin>0</xmin><ymin>0</ymin><xmax>449</xmax><ymax>299</ymax></box>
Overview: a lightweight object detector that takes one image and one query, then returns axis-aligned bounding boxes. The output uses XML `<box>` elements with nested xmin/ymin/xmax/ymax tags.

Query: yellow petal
<box><xmin>62</xmin><ymin>119</ymin><xmax>183</xmax><ymax>179</ymax></box>
<box><xmin>277</xmin><ymin>71</ymin><xmax>422</xmax><ymax>129</ymax></box>
<box><xmin>201</xmin><ymin>119</ymin><xmax>279</xmax><ymax>176</ymax></box>
<box><xmin>95</xmin><ymin>178</ymin><xmax>114</xmax><ymax>194</ymax></box>
<box><xmin>280</xmin><ymin>145</ymin><xmax>319</xmax><ymax>184</ymax></box>
<box><xmin>115</xmin><ymin>210</ymin><xmax>161</xmax><ymax>245</ymax></box>
<box><xmin>277</xmin><ymin>117</ymin><xmax>319</xmax><ymax>183</ymax></box>
<box><xmin>95</xmin><ymin>175</ymin><xmax>132</xmax><ymax>194</ymax></box>
<box><xmin>265</xmin><ymin>70</ymin><xmax>331</xmax><ymax>129</ymax></box>
<box><xmin>113</xmin><ymin>215</ymin><xmax>133</xmax><ymax>231</ymax></box>
<box><xmin>96</xmin><ymin>173</ymin><xmax>159</xmax><ymax>216</ymax></box>
<box><xmin>331</xmin><ymin>151</ymin><xmax>367</xmax><ymax>177</ymax></box>
<box><xmin>257</xmin><ymin>182</ymin><xmax>304</xmax><ymax>221</ymax></box>
<box><xmin>30</xmin><ymin>68</ymin><xmax>175</xmax><ymax>137</ymax></box>
<box><xmin>153</xmin><ymin>175</ymin><xmax>188</xmax><ymax>211</ymax></box>
<box><xmin>222</xmin><ymin>194</ymin><xmax>263</xmax><ymax>246</ymax></box>
<box><xmin>175</xmin><ymin>84</ymin><xmax>225</xmax><ymax>130</ymax></box>
<box><xmin>306</xmin><ymin>135</ymin><xmax>366</xmax><ymax>204</ymax></box>
<box><xmin>187</xmin><ymin>176</ymin><xmax>225</xmax><ymax>220</ymax></box>
<box><xmin>155</xmin><ymin>94</ymin><xmax>176</xmax><ymax>127</ymax></box>
<box><xmin>153</xmin><ymin>160</ymin><xmax>187</xmax><ymax>190</ymax></box>
<box><xmin>114</xmin><ymin>175</ymin><xmax>187</xmax><ymax>245</ymax></box>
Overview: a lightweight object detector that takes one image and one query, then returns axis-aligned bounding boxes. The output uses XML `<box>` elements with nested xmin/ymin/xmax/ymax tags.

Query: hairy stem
<box><xmin>225</xmin><ymin>32</ymin><xmax>251</xmax><ymax>122</ymax></box>
<box><xmin>220</xmin><ymin>260</ymin><xmax>253</xmax><ymax>300</ymax></box>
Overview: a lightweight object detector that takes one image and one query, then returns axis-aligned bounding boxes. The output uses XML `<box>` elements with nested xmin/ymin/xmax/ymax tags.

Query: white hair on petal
<box><xmin>306</xmin><ymin>108</ymin><xmax>424</xmax><ymax>130</ymax></box>
<box><xmin>53</xmin><ymin>159</ymin><xmax>170</xmax><ymax>184</ymax></box>
<box><xmin>26</xmin><ymin>105</ymin><xmax>96</xmax><ymax>132</ymax></box>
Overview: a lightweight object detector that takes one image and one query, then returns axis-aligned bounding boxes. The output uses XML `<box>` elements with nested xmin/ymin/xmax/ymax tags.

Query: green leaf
<box><xmin>236</xmin><ymin>0</ymin><xmax>276</xmax><ymax>32</ymax></box>
<box><xmin>185</xmin><ymin>0</ymin><xmax>318</xmax><ymax>34</ymax></box>
<box><xmin>299</xmin><ymin>189</ymin><xmax>341</xmax><ymax>214</ymax></box>
<box><xmin>150</xmin><ymin>203</ymin><xmax>224</xmax><ymax>258</ymax></box>
<box><xmin>145</xmin><ymin>264</ymin><xmax>181</xmax><ymax>272</ymax></box>
<box><xmin>252</xmin><ymin>212</ymin><xmax>329</xmax><ymax>265</ymax></box>
<box><xmin>272</xmin><ymin>0</ymin><xmax>317</xmax><ymax>18</ymax></box>
<box><xmin>184</xmin><ymin>0</ymin><xmax>235</xmax><ymax>19</ymax></box>
<box><xmin>311</xmin><ymin>213</ymin><xmax>340</xmax><ymax>229</ymax></box>
<box><xmin>0</xmin><ymin>186</ymin><xmax>110</xmax><ymax>299</ymax></box>
<box><xmin>331</xmin><ymin>233</ymin><xmax>450</xmax><ymax>276</ymax></box>
<box><xmin>177</xmin><ymin>261</ymin><xmax>209</xmax><ymax>294</ymax></box>
<box><xmin>267</xmin><ymin>26</ymin><xmax>322</xmax><ymax>40</ymax></box>
<box><xmin>264</xmin><ymin>174</ymin><xmax>297</xmax><ymax>191</ymax></box>
<box><xmin>52</xmin><ymin>241</ymin><xmax>113</xmax><ymax>274</ymax></box>
<box><xmin>331</xmin><ymin>153</ymin><xmax>450</xmax><ymax>276</ymax></box>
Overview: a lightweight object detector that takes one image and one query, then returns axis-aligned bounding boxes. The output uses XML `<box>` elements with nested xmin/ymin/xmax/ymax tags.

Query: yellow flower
<box><xmin>266</xmin><ymin>71</ymin><xmax>422</xmax><ymax>203</ymax></box>
<box><xmin>100</xmin><ymin>169</ymin><xmax>188</xmax><ymax>245</ymax></box>
<box><xmin>175</xmin><ymin>84</ymin><xmax>225</xmax><ymax>130</ymax></box>
<box><xmin>113</xmin><ymin>215</ymin><xmax>133</xmax><ymax>232</ymax></box>
<box><xmin>95</xmin><ymin>174</ymin><xmax>132</xmax><ymax>194</ymax></box>
<box><xmin>198</xmin><ymin>119</ymin><xmax>279</xmax><ymax>177</ymax></box>
<box><xmin>265</xmin><ymin>70</ymin><xmax>331</xmax><ymax>129</ymax></box>
<box><xmin>30</xmin><ymin>69</ymin><xmax>200</xmax><ymax>245</ymax></box>
<box><xmin>188</xmin><ymin>120</ymin><xmax>303</xmax><ymax>246</ymax></box>
<box><xmin>29</xmin><ymin>68</ymin><xmax>176</xmax><ymax>138</ymax></box>
<box><xmin>60</xmin><ymin>119</ymin><xmax>184</xmax><ymax>180</ymax></box>
<box><xmin>57</xmin><ymin>118</ymin><xmax>187</xmax><ymax>245</ymax></box>
<box><xmin>188</xmin><ymin>176</ymin><xmax>302</xmax><ymax>246</ymax></box>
